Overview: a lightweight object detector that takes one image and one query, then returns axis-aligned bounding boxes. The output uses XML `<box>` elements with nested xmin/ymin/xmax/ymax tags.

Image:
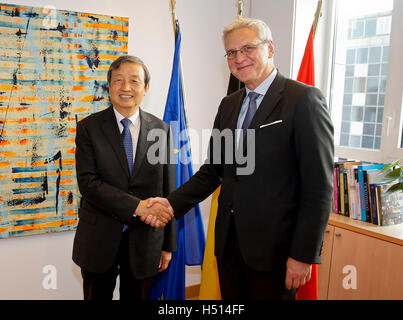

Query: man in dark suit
<box><xmin>145</xmin><ymin>18</ymin><xmax>334</xmax><ymax>300</ymax></box>
<box><xmin>72</xmin><ymin>55</ymin><xmax>176</xmax><ymax>300</ymax></box>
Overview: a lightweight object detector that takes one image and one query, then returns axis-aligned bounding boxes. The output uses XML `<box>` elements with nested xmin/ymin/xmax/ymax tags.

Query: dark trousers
<box><xmin>81</xmin><ymin>229</ymin><xmax>152</xmax><ymax>300</ymax></box>
<box><xmin>217</xmin><ymin>216</ymin><xmax>296</xmax><ymax>300</ymax></box>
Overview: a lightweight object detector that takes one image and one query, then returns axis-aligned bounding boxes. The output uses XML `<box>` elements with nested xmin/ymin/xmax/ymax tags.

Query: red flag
<box><xmin>297</xmin><ymin>26</ymin><xmax>315</xmax><ymax>85</ymax></box>
<box><xmin>295</xmin><ymin>25</ymin><xmax>318</xmax><ymax>301</ymax></box>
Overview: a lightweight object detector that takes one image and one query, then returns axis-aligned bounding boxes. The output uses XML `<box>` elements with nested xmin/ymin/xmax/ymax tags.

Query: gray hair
<box><xmin>107</xmin><ymin>55</ymin><xmax>151</xmax><ymax>87</ymax></box>
<box><xmin>222</xmin><ymin>18</ymin><xmax>273</xmax><ymax>45</ymax></box>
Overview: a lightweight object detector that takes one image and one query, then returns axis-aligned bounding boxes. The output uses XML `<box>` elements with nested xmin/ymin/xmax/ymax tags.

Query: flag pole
<box><xmin>169</xmin><ymin>0</ymin><xmax>187</xmax><ymax>126</ymax></box>
<box><xmin>237</xmin><ymin>0</ymin><xmax>243</xmax><ymax>19</ymax></box>
<box><xmin>169</xmin><ymin>0</ymin><xmax>194</xmax><ymax>166</ymax></box>
<box><xmin>169</xmin><ymin>0</ymin><xmax>177</xmax><ymax>36</ymax></box>
<box><xmin>312</xmin><ymin>0</ymin><xmax>323</xmax><ymax>40</ymax></box>
<box><xmin>295</xmin><ymin>0</ymin><xmax>322</xmax><ymax>300</ymax></box>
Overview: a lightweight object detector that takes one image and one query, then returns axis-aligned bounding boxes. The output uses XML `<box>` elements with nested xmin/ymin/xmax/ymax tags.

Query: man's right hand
<box><xmin>135</xmin><ymin>199</ymin><xmax>173</xmax><ymax>226</ymax></box>
<box><xmin>138</xmin><ymin>197</ymin><xmax>174</xmax><ymax>228</ymax></box>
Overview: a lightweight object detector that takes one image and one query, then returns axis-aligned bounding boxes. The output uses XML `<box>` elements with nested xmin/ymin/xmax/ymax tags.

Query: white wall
<box><xmin>0</xmin><ymin>0</ymin><xmax>298</xmax><ymax>299</ymax></box>
<box><xmin>250</xmin><ymin>0</ymin><xmax>295</xmax><ymax>77</ymax></box>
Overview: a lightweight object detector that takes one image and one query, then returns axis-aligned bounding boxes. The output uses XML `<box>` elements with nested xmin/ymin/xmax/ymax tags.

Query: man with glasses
<box><xmin>146</xmin><ymin>18</ymin><xmax>334</xmax><ymax>300</ymax></box>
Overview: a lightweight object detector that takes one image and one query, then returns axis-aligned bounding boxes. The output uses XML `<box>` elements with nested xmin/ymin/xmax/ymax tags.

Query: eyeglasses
<box><xmin>224</xmin><ymin>40</ymin><xmax>268</xmax><ymax>60</ymax></box>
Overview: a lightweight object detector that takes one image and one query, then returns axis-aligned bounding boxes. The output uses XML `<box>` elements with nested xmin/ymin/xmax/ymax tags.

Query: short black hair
<box><xmin>107</xmin><ymin>55</ymin><xmax>150</xmax><ymax>87</ymax></box>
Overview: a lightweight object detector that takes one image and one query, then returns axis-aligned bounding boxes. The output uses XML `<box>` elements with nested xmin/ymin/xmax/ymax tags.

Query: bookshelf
<box><xmin>329</xmin><ymin>213</ymin><xmax>403</xmax><ymax>245</ymax></box>
<box><xmin>333</xmin><ymin>161</ymin><xmax>403</xmax><ymax>226</ymax></box>
<box><xmin>318</xmin><ymin>213</ymin><xmax>403</xmax><ymax>299</ymax></box>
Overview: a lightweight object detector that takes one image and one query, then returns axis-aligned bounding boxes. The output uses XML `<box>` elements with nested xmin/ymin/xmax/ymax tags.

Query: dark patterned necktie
<box><xmin>121</xmin><ymin>118</ymin><xmax>133</xmax><ymax>232</ymax></box>
<box><xmin>121</xmin><ymin>118</ymin><xmax>133</xmax><ymax>176</ymax></box>
<box><xmin>242</xmin><ymin>91</ymin><xmax>260</xmax><ymax>140</ymax></box>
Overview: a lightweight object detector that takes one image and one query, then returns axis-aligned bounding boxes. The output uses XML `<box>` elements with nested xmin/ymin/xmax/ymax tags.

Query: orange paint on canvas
<box><xmin>41</xmin><ymin>117</ymin><xmax>59</xmax><ymax>122</ymax></box>
<box><xmin>0</xmin><ymin>5</ymin><xmax>28</xmax><ymax>12</ymax></box>
<box><xmin>12</xmin><ymin>219</ymin><xmax>77</xmax><ymax>232</ymax></box>
<box><xmin>0</xmin><ymin>151</ymin><xmax>16</xmax><ymax>157</ymax></box>
<box><xmin>68</xmin><ymin>116</ymin><xmax>85</xmax><ymax>121</ymax></box>
<box><xmin>0</xmin><ymin>139</ymin><xmax>27</xmax><ymax>146</ymax></box>
<box><xmin>73</xmin><ymin>107</ymin><xmax>89</xmax><ymax>113</ymax></box>
<box><xmin>98</xmin><ymin>54</ymin><xmax>120</xmax><ymax>61</ymax></box>
<box><xmin>17</xmin><ymin>139</ymin><xmax>28</xmax><ymax>145</ymax></box>
<box><xmin>78</xmin><ymin>96</ymin><xmax>98</xmax><ymax>102</ymax></box>
<box><xmin>52</xmin><ymin>179</ymin><xmax>73</xmax><ymax>185</ymax></box>
<box><xmin>106</xmin><ymin>35</ymin><xmax>128</xmax><ymax>42</ymax></box>
<box><xmin>47</xmin><ymin>170</ymin><xmax>73</xmax><ymax>176</ymax></box>
<box><xmin>64</xmin><ymin>209</ymin><xmax>77</xmax><ymax>216</ymax></box>
<box><xmin>0</xmin><ymin>95</ymin><xmax>40</xmax><ymax>104</ymax></box>
<box><xmin>69</xmin><ymin>65</ymin><xmax>89</xmax><ymax>71</ymax></box>
<box><xmin>77</xmin><ymin>75</ymin><xmax>97</xmax><ymax>81</ymax></box>
<box><xmin>0</xmin><ymin>140</ymin><xmax>10</xmax><ymax>146</ymax></box>
<box><xmin>84</xmin><ymin>22</ymin><xmax>128</xmax><ymax>32</ymax></box>
<box><xmin>108</xmin><ymin>16</ymin><xmax>129</xmax><ymax>23</ymax></box>
<box><xmin>72</xmin><ymin>85</ymin><xmax>85</xmax><ymax>91</ymax></box>
<box><xmin>24</xmin><ymin>182</ymin><xmax>42</xmax><ymax>188</ymax></box>
<box><xmin>62</xmin><ymin>159</ymin><xmax>75</xmax><ymax>165</ymax></box>
<box><xmin>0</xmin><ymin>84</ymin><xmax>22</xmax><ymax>91</ymax></box>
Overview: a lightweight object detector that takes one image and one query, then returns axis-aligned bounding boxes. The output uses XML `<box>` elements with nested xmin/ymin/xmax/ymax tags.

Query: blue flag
<box><xmin>148</xmin><ymin>24</ymin><xmax>206</xmax><ymax>300</ymax></box>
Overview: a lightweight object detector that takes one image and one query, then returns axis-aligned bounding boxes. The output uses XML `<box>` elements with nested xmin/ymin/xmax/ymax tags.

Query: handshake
<box><xmin>135</xmin><ymin>197</ymin><xmax>174</xmax><ymax>228</ymax></box>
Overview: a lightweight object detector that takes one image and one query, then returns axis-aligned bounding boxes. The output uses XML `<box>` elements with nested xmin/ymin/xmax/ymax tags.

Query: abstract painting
<box><xmin>0</xmin><ymin>3</ymin><xmax>129</xmax><ymax>238</ymax></box>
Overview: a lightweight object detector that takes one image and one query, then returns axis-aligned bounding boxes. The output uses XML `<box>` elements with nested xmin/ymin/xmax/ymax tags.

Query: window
<box><xmin>327</xmin><ymin>0</ymin><xmax>403</xmax><ymax>163</ymax></box>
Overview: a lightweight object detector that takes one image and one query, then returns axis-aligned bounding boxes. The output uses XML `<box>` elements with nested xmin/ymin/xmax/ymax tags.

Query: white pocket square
<box><xmin>260</xmin><ymin>120</ymin><xmax>283</xmax><ymax>128</ymax></box>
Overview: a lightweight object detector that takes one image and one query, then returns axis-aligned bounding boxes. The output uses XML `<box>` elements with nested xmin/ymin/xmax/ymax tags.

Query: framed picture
<box><xmin>0</xmin><ymin>3</ymin><xmax>128</xmax><ymax>238</ymax></box>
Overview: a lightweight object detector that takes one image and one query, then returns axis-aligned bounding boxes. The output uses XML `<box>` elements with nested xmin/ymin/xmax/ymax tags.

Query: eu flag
<box><xmin>148</xmin><ymin>22</ymin><xmax>206</xmax><ymax>300</ymax></box>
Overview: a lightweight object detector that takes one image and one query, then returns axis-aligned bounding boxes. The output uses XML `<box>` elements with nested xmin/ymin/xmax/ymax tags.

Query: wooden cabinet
<box><xmin>318</xmin><ymin>225</ymin><xmax>334</xmax><ymax>300</ymax></box>
<box><xmin>318</xmin><ymin>214</ymin><xmax>403</xmax><ymax>300</ymax></box>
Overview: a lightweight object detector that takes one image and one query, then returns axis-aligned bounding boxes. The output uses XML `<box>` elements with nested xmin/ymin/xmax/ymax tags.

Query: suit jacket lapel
<box><xmin>248</xmin><ymin>71</ymin><xmax>286</xmax><ymax>130</ymax></box>
<box><xmin>130</xmin><ymin>109</ymin><xmax>151</xmax><ymax>183</ymax></box>
<box><xmin>101</xmin><ymin>106</ymin><xmax>131</xmax><ymax>177</ymax></box>
<box><xmin>229</xmin><ymin>88</ymin><xmax>246</xmax><ymax>131</ymax></box>
<box><xmin>228</xmin><ymin>89</ymin><xmax>246</xmax><ymax>169</ymax></box>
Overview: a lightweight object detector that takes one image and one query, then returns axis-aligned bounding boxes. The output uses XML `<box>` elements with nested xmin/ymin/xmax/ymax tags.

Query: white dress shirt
<box><xmin>236</xmin><ymin>68</ymin><xmax>278</xmax><ymax>148</ymax></box>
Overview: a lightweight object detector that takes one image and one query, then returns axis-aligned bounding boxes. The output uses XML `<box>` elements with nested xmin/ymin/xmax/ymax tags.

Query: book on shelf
<box><xmin>333</xmin><ymin>161</ymin><xmax>357</xmax><ymax>216</ymax></box>
<box><xmin>333</xmin><ymin>165</ymin><xmax>338</xmax><ymax>214</ymax></box>
<box><xmin>376</xmin><ymin>183</ymin><xmax>403</xmax><ymax>226</ymax></box>
<box><xmin>339</xmin><ymin>163</ymin><xmax>345</xmax><ymax>216</ymax></box>
<box><xmin>332</xmin><ymin>161</ymin><xmax>403</xmax><ymax>226</ymax></box>
<box><xmin>357</xmin><ymin>164</ymin><xmax>385</xmax><ymax>222</ymax></box>
<box><xmin>334</xmin><ymin>161</ymin><xmax>347</xmax><ymax>215</ymax></box>
<box><xmin>370</xmin><ymin>183</ymin><xmax>380</xmax><ymax>225</ymax></box>
<box><xmin>343</xmin><ymin>162</ymin><xmax>362</xmax><ymax>219</ymax></box>
<box><xmin>365</xmin><ymin>167</ymin><xmax>387</xmax><ymax>225</ymax></box>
